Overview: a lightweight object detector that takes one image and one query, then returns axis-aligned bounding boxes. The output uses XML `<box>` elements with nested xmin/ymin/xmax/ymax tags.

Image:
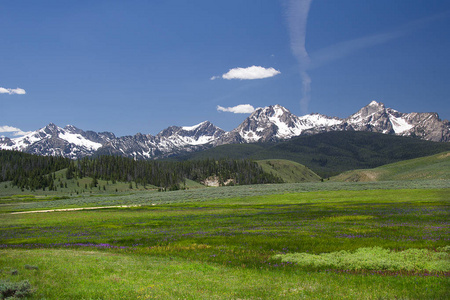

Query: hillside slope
<box><xmin>256</xmin><ymin>159</ymin><xmax>322</xmax><ymax>183</ymax></box>
<box><xmin>332</xmin><ymin>151</ymin><xmax>450</xmax><ymax>182</ymax></box>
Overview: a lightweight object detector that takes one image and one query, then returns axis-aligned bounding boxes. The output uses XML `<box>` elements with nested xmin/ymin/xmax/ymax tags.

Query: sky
<box><xmin>1</xmin><ymin>0</ymin><xmax>450</xmax><ymax>138</ymax></box>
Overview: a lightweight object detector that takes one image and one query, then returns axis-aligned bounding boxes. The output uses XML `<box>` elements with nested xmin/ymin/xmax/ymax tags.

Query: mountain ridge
<box><xmin>1</xmin><ymin>101</ymin><xmax>449</xmax><ymax>159</ymax></box>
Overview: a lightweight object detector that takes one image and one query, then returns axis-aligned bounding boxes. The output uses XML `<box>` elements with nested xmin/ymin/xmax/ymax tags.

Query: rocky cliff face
<box><xmin>1</xmin><ymin>101</ymin><xmax>448</xmax><ymax>159</ymax></box>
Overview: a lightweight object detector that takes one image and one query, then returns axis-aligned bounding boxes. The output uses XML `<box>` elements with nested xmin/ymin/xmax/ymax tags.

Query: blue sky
<box><xmin>1</xmin><ymin>0</ymin><xmax>450</xmax><ymax>138</ymax></box>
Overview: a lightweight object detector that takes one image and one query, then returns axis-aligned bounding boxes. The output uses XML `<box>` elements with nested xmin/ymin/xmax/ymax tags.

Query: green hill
<box><xmin>177</xmin><ymin>132</ymin><xmax>450</xmax><ymax>177</ymax></box>
<box><xmin>332</xmin><ymin>151</ymin><xmax>450</xmax><ymax>182</ymax></box>
<box><xmin>257</xmin><ymin>159</ymin><xmax>321</xmax><ymax>183</ymax></box>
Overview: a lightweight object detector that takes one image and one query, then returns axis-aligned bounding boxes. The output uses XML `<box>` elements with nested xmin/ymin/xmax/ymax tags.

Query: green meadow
<box><xmin>1</xmin><ymin>181</ymin><xmax>449</xmax><ymax>299</ymax></box>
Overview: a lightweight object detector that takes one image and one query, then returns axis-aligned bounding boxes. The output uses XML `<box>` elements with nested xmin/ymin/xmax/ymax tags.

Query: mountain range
<box><xmin>1</xmin><ymin>101</ymin><xmax>449</xmax><ymax>159</ymax></box>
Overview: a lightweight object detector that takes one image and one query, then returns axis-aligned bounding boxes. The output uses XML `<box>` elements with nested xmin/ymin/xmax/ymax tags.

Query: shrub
<box><xmin>273</xmin><ymin>247</ymin><xmax>450</xmax><ymax>272</ymax></box>
<box><xmin>0</xmin><ymin>280</ymin><xmax>33</xmax><ymax>299</ymax></box>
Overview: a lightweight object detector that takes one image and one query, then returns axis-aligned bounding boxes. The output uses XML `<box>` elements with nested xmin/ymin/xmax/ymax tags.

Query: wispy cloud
<box><xmin>309</xmin><ymin>12</ymin><xmax>449</xmax><ymax>69</ymax></box>
<box><xmin>284</xmin><ymin>0</ymin><xmax>313</xmax><ymax>114</ymax></box>
<box><xmin>0</xmin><ymin>87</ymin><xmax>26</xmax><ymax>95</ymax></box>
<box><xmin>217</xmin><ymin>104</ymin><xmax>255</xmax><ymax>114</ymax></box>
<box><xmin>212</xmin><ymin>66</ymin><xmax>281</xmax><ymax>80</ymax></box>
<box><xmin>310</xmin><ymin>31</ymin><xmax>403</xmax><ymax>69</ymax></box>
<box><xmin>0</xmin><ymin>125</ymin><xmax>32</xmax><ymax>137</ymax></box>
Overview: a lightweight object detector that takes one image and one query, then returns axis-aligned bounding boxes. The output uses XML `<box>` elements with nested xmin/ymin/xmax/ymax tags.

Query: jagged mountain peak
<box><xmin>349</xmin><ymin>100</ymin><xmax>386</xmax><ymax>120</ymax></box>
<box><xmin>63</xmin><ymin>124</ymin><xmax>86</xmax><ymax>135</ymax></box>
<box><xmin>368</xmin><ymin>100</ymin><xmax>384</xmax><ymax>107</ymax></box>
<box><xmin>42</xmin><ymin>122</ymin><xmax>60</xmax><ymax>134</ymax></box>
<box><xmin>157</xmin><ymin>121</ymin><xmax>223</xmax><ymax>138</ymax></box>
<box><xmin>250</xmin><ymin>104</ymin><xmax>291</xmax><ymax>118</ymax></box>
<box><xmin>181</xmin><ymin>121</ymin><xmax>212</xmax><ymax>131</ymax></box>
<box><xmin>64</xmin><ymin>124</ymin><xmax>79</xmax><ymax>131</ymax></box>
<box><xmin>246</xmin><ymin>105</ymin><xmax>298</xmax><ymax>130</ymax></box>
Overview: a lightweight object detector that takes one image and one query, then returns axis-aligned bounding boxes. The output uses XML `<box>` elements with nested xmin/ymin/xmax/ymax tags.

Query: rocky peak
<box><xmin>216</xmin><ymin>104</ymin><xmax>305</xmax><ymax>144</ymax></box>
<box><xmin>157</xmin><ymin>126</ymin><xmax>180</xmax><ymax>138</ymax></box>
<box><xmin>347</xmin><ymin>101</ymin><xmax>386</xmax><ymax>121</ymax></box>
<box><xmin>181</xmin><ymin>121</ymin><xmax>225</xmax><ymax>139</ymax></box>
<box><xmin>43</xmin><ymin>123</ymin><xmax>60</xmax><ymax>135</ymax></box>
<box><xmin>64</xmin><ymin>124</ymin><xmax>83</xmax><ymax>134</ymax></box>
<box><xmin>158</xmin><ymin>121</ymin><xmax>224</xmax><ymax>139</ymax></box>
<box><xmin>250</xmin><ymin>104</ymin><xmax>292</xmax><ymax>121</ymax></box>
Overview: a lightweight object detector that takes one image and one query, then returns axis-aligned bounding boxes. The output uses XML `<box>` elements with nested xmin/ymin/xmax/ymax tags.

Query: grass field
<box><xmin>1</xmin><ymin>182</ymin><xmax>449</xmax><ymax>299</ymax></box>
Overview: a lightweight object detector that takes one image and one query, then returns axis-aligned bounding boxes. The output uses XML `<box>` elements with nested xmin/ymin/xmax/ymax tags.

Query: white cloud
<box><xmin>217</xmin><ymin>104</ymin><xmax>255</xmax><ymax>114</ymax></box>
<box><xmin>214</xmin><ymin>66</ymin><xmax>281</xmax><ymax>80</ymax></box>
<box><xmin>0</xmin><ymin>87</ymin><xmax>26</xmax><ymax>95</ymax></box>
<box><xmin>0</xmin><ymin>125</ymin><xmax>32</xmax><ymax>137</ymax></box>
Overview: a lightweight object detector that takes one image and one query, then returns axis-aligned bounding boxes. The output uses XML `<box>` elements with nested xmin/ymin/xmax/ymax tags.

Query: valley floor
<box><xmin>1</xmin><ymin>181</ymin><xmax>449</xmax><ymax>299</ymax></box>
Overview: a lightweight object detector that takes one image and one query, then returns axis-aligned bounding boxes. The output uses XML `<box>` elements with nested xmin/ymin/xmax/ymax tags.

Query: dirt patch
<box><xmin>10</xmin><ymin>205</ymin><xmax>141</xmax><ymax>215</ymax></box>
<box><xmin>201</xmin><ymin>176</ymin><xmax>234</xmax><ymax>187</ymax></box>
<box><xmin>438</xmin><ymin>152</ymin><xmax>450</xmax><ymax>159</ymax></box>
<box><xmin>361</xmin><ymin>171</ymin><xmax>380</xmax><ymax>181</ymax></box>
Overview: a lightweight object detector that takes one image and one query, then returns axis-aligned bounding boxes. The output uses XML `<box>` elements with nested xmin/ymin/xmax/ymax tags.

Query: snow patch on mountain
<box><xmin>298</xmin><ymin>114</ymin><xmax>342</xmax><ymax>128</ymax></box>
<box><xmin>59</xmin><ymin>132</ymin><xmax>102</xmax><ymax>150</ymax></box>
<box><xmin>182</xmin><ymin>121</ymin><xmax>207</xmax><ymax>131</ymax></box>
<box><xmin>389</xmin><ymin>115</ymin><xmax>414</xmax><ymax>134</ymax></box>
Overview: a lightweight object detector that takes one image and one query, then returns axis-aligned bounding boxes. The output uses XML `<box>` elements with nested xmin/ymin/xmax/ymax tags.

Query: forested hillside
<box><xmin>1</xmin><ymin>150</ymin><xmax>283</xmax><ymax>191</ymax></box>
<box><xmin>178</xmin><ymin>132</ymin><xmax>450</xmax><ymax>177</ymax></box>
<box><xmin>0</xmin><ymin>150</ymin><xmax>71</xmax><ymax>191</ymax></box>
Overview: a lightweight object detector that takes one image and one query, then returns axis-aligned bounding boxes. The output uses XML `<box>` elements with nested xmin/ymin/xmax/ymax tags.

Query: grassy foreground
<box><xmin>0</xmin><ymin>184</ymin><xmax>449</xmax><ymax>299</ymax></box>
<box><xmin>2</xmin><ymin>248</ymin><xmax>448</xmax><ymax>299</ymax></box>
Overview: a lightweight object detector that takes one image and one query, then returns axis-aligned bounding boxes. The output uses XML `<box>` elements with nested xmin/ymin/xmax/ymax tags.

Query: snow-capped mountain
<box><xmin>1</xmin><ymin>101</ymin><xmax>449</xmax><ymax>159</ymax></box>
<box><xmin>216</xmin><ymin>104</ymin><xmax>342</xmax><ymax>144</ymax></box>
<box><xmin>218</xmin><ymin>101</ymin><xmax>449</xmax><ymax>144</ymax></box>
<box><xmin>303</xmin><ymin>101</ymin><xmax>450</xmax><ymax>142</ymax></box>
<box><xmin>0</xmin><ymin>121</ymin><xmax>225</xmax><ymax>160</ymax></box>
<box><xmin>98</xmin><ymin>121</ymin><xmax>225</xmax><ymax>159</ymax></box>
<box><xmin>0</xmin><ymin>123</ymin><xmax>115</xmax><ymax>159</ymax></box>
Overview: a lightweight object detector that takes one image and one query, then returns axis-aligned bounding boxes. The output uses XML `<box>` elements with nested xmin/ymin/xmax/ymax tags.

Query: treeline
<box><xmin>1</xmin><ymin>150</ymin><xmax>283</xmax><ymax>191</ymax></box>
